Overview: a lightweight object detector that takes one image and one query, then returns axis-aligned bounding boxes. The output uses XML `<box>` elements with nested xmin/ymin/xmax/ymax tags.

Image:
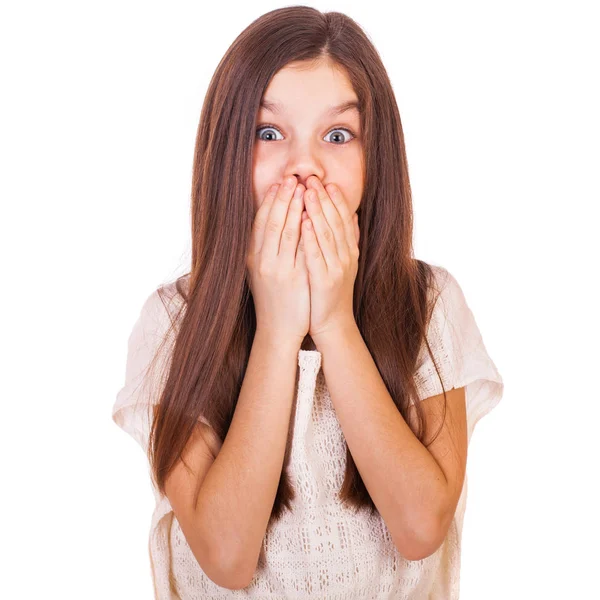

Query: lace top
<box><xmin>112</xmin><ymin>265</ymin><xmax>504</xmax><ymax>599</ymax></box>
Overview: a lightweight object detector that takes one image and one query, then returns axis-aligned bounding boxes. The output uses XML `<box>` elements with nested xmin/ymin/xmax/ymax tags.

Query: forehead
<box><xmin>259</xmin><ymin>98</ymin><xmax>360</xmax><ymax>118</ymax></box>
<box><xmin>259</xmin><ymin>61</ymin><xmax>360</xmax><ymax>118</ymax></box>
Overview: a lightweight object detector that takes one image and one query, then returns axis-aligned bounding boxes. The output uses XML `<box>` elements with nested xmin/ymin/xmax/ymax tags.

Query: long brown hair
<box><xmin>144</xmin><ymin>6</ymin><xmax>447</xmax><ymax>533</ymax></box>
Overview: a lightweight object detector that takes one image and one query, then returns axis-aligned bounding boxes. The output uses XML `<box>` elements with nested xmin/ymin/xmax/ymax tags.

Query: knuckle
<box><xmin>276</xmin><ymin>189</ymin><xmax>290</xmax><ymax>202</ymax></box>
<box><xmin>266</xmin><ymin>219</ymin><xmax>280</xmax><ymax>234</ymax></box>
<box><xmin>253</xmin><ymin>215</ymin><xmax>266</xmax><ymax>230</ymax></box>
<box><xmin>281</xmin><ymin>226</ymin><xmax>296</xmax><ymax>242</ymax></box>
<box><xmin>257</xmin><ymin>260</ymin><xmax>272</xmax><ymax>277</ymax></box>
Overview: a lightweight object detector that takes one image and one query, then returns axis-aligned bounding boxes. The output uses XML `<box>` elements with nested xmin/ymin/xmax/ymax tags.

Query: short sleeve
<box><xmin>112</xmin><ymin>286</ymin><xmax>215</xmax><ymax>455</ymax></box>
<box><xmin>413</xmin><ymin>266</ymin><xmax>504</xmax><ymax>440</ymax></box>
<box><xmin>111</xmin><ymin>289</ymin><xmax>175</xmax><ymax>454</ymax></box>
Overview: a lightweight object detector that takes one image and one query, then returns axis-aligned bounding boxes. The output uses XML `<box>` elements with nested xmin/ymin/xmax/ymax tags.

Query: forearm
<box><xmin>195</xmin><ymin>328</ymin><xmax>301</xmax><ymax>582</ymax></box>
<box><xmin>314</xmin><ymin>324</ymin><xmax>447</xmax><ymax>560</ymax></box>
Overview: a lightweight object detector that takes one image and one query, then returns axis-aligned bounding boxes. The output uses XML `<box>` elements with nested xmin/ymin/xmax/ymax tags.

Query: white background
<box><xmin>2</xmin><ymin>1</ymin><xmax>598</xmax><ymax>598</ymax></box>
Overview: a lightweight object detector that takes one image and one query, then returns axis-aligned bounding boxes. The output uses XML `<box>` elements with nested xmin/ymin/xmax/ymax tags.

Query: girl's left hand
<box><xmin>300</xmin><ymin>175</ymin><xmax>360</xmax><ymax>343</ymax></box>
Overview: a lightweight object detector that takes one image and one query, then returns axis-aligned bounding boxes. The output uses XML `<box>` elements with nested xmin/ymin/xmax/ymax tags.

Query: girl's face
<box><xmin>252</xmin><ymin>59</ymin><xmax>364</xmax><ymax>217</ymax></box>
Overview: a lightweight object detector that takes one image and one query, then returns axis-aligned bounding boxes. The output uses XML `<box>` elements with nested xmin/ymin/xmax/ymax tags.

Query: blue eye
<box><xmin>324</xmin><ymin>128</ymin><xmax>355</xmax><ymax>144</ymax></box>
<box><xmin>255</xmin><ymin>125</ymin><xmax>283</xmax><ymax>142</ymax></box>
<box><xmin>255</xmin><ymin>124</ymin><xmax>356</xmax><ymax>145</ymax></box>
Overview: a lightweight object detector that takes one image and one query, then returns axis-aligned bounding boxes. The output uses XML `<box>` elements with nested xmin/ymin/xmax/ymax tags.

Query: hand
<box><xmin>247</xmin><ymin>176</ymin><xmax>310</xmax><ymax>346</ymax></box>
<box><xmin>299</xmin><ymin>175</ymin><xmax>360</xmax><ymax>344</ymax></box>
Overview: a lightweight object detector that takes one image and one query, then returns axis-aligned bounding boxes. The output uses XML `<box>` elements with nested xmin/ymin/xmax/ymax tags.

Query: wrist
<box><xmin>311</xmin><ymin>319</ymin><xmax>359</xmax><ymax>349</ymax></box>
<box><xmin>254</xmin><ymin>327</ymin><xmax>304</xmax><ymax>354</ymax></box>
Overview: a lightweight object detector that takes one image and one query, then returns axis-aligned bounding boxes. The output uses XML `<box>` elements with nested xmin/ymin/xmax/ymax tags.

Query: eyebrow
<box><xmin>259</xmin><ymin>98</ymin><xmax>361</xmax><ymax>117</ymax></box>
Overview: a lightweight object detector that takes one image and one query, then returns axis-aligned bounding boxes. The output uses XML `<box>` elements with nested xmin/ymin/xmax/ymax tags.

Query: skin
<box><xmin>252</xmin><ymin>57</ymin><xmax>365</xmax><ymax>217</ymax></box>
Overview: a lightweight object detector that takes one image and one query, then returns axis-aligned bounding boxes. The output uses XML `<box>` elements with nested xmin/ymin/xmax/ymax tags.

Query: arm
<box><xmin>313</xmin><ymin>323</ymin><xmax>468</xmax><ymax>561</ymax></box>
<box><xmin>193</xmin><ymin>328</ymin><xmax>301</xmax><ymax>587</ymax></box>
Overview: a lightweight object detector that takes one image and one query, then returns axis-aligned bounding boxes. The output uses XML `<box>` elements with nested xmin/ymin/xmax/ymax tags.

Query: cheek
<box><xmin>340</xmin><ymin>175</ymin><xmax>363</xmax><ymax>214</ymax></box>
<box><xmin>337</xmin><ymin>150</ymin><xmax>363</xmax><ymax>212</ymax></box>
<box><xmin>253</xmin><ymin>154</ymin><xmax>281</xmax><ymax>210</ymax></box>
<box><xmin>252</xmin><ymin>165</ymin><xmax>268</xmax><ymax>212</ymax></box>
<box><xmin>253</xmin><ymin>187</ymin><xmax>269</xmax><ymax>215</ymax></box>
<box><xmin>252</xmin><ymin>178</ymin><xmax>272</xmax><ymax>215</ymax></box>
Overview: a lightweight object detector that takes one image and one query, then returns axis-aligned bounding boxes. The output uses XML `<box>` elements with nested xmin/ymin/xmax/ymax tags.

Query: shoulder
<box><xmin>144</xmin><ymin>274</ymin><xmax>190</xmax><ymax>323</ymax></box>
<box><xmin>158</xmin><ymin>273</ymin><xmax>189</xmax><ymax>307</ymax></box>
<box><xmin>428</xmin><ymin>263</ymin><xmax>457</xmax><ymax>293</ymax></box>
<box><xmin>419</xmin><ymin>263</ymin><xmax>476</xmax><ymax>357</ymax></box>
<box><xmin>127</xmin><ymin>275</ymin><xmax>189</xmax><ymax>356</ymax></box>
<box><xmin>422</xmin><ymin>263</ymin><xmax>462</xmax><ymax>316</ymax></box>
<box><xmin>424</xmin><ymin>264</ymin><xmax>488</xmax><ymax>360</ymax></box>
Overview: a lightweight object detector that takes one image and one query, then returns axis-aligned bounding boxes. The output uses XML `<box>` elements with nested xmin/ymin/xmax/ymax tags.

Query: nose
<box><xmin>285</xmin><ymin>147</ymin><xmax>325</xmax><ymax>190</ymax></box>
<box><xmin>288</xmin><ymin>173</ymin><xmax>325</xmax><ymax>191</ymax></box>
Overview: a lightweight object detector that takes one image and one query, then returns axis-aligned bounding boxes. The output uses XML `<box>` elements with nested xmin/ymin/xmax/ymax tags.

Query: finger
<box><xmin>296</xmin><ymin>225</ymin><xmax>308</xmax><ymax>270</ymax></box>
<box><xmin>297</xmin><ymin>211</ymin><xmax>308</xmax><ymax>251</ymax></box>
<box><xmin>296</xmin><ymin>210</ymin><xmax>309</xmax><ymax>267</ymax></box>
<box><xmin>250</xmin><ymin>183</ymin><xmax>280</xmax><ymax>256</ymax></box>
<box><xmin>261</xmin><ymin>175</ymin><xmax>298</xmax><ymax>259</ymax></box>
<box><xmin>279</xmin><ymin>183</ymin><xmax>305</xmax><ymax>266</ymax></box>
<box><xmin>304</xmin><ymin>187</ymin><xmax>338</xmax><ymax>273</ymax></box>
<box><xmin>306</xmin><ymin>177</ymin><xmax>349</xmax><ymax>265</ymax></box>
<box><xmin>326</xmin><ymin>183</ymin><xmax>357</xmax><ymax>256</ymax></box>
<box><xmin>354</xmin><ymin>213</ymin><xmax>360</xmax><ymax>246</ymax></box>
<box><xmin>301</xmin><ymin>216</ymin><xmax>327</xmax><ymax>279</ymax></box>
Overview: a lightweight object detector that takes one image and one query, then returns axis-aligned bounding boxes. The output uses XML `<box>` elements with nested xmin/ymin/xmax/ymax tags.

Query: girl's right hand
<box><xmin>246</xmin><ymin>175</ymin><xmax>310</xmax><ymax>346</ymax></box>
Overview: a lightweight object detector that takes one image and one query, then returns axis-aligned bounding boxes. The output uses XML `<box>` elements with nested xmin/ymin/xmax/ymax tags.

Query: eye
<box><xmin>255</xmin><ymin>124</ymin><xmax>356</xmax><ymax>145</ymax></box>
<box><xmin>323</xmin><ymin>128</ymin><xmax>355</xmax><ymax>144</ymax></box>
<box><xmin>255</xmin><ymin>124</ymin><xmax>284</xmax><ymax>142</ymax></box>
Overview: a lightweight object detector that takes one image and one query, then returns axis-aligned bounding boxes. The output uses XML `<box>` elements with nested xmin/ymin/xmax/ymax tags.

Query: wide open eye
<box><xmin>255</xmin><ymin>124</ymin><xmax>356</xmax><ymax>145</ymax></box>
<box><xmin>255</xmin><ymin>124</ymin><xmax>284</xmax><ymax>142</ymax></box>
<box><xmin>323</xmin><ymin>128</ymin><xmax>356</xmax><ymax>144</ymax></box>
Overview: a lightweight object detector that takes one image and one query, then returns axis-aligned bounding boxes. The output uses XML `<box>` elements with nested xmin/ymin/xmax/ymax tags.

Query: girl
<box><xmin>112</xmin><ymin>7</ymin><xmax>504</xmax><ymax>599</ymax></box>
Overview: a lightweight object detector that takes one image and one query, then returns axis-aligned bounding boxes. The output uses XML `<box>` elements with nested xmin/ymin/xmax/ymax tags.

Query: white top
<box><xmin>112</xmin><ymin>265</ymin><xmax>504</xmax><ymax>599</ymax></box>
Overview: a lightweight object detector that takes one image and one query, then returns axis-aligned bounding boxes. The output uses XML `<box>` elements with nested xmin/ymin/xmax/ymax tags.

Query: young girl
<box><xmin>112</xmin><ymin>7</ymin><xmax>504</xmax><ymax>599</ymax></box>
